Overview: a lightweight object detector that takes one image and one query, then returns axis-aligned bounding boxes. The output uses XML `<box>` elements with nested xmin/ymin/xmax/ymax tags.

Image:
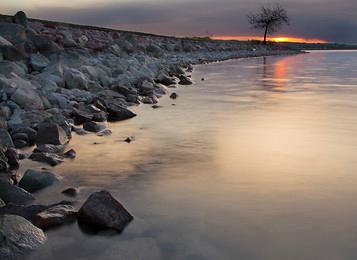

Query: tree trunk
<box><xmin>263</xmin><ymin>25</ymin><xmax>268</xmax><ymax>45</ymax></box>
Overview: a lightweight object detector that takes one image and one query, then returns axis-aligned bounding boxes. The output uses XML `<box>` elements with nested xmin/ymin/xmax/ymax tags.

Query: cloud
<box><xmin>3</xmin><ymin>0</ymin><xmax>357</xmax><ymax>43</ymax></box>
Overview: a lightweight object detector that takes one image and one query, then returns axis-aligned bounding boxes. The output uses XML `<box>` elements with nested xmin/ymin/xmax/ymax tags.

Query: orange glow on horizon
<box><xmin>212</xmin><ymin>35</ymin><xmax>327</xmax><ymax>44</ymax></box>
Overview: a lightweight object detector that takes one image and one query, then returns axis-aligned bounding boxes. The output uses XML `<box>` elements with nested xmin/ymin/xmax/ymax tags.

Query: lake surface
<box><xmin>25</xmin><ymin>50</ymin><xmax>357</xmax><ymax>260</ymax></box>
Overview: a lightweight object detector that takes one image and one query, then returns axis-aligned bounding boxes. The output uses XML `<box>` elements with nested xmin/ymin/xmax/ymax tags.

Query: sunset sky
<box><xmin>1</xmin><ymin>0</ymin><xmax>356</xmax><ymax>44</ymax></box>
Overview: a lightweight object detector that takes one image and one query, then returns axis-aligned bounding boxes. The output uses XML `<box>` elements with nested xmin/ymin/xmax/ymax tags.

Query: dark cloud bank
<box><xmin>24</xmin><ymin>0</ymin><xmax>357</xmax><ymax>43</ymax></box>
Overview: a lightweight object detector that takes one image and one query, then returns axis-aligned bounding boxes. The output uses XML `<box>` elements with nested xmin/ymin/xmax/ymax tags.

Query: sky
<box><xmin>1</xmin><ymin>0</ymin><xmax>356</xmax><ymax>44</ymax></box>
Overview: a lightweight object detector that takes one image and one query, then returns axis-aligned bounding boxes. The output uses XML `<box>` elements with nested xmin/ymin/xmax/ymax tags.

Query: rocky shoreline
<box><xmin>0</xmin><ymin>11</ymin><xmax>301</xmax><ymax>259</ymax></box>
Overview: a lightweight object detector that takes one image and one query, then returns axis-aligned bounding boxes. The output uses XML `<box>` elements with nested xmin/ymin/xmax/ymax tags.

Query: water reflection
<box><xmin>25</xmin><ymin>51</ymin><xmax>357</xmax><ymax>260</ymax></box>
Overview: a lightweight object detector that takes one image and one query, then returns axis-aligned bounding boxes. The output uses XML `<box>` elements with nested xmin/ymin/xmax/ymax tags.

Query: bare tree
<box><xmin>248</xmin><ymin>4</ymin><xmax>289</xmax><ymax>44</ymax></box>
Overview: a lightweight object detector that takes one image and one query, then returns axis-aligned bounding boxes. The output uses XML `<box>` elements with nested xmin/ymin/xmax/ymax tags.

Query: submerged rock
<box><xmin>0</xmin><ymin>215</ymin><xmax>46</xmax><ymax>260</ymax></box>
<box><xmin>33</xmin><ymin>204</ymin><xmax>77</xmax><ymax>230</ymax></box>
<box><xmin>77</xmin><ymin>190</ymin><xmax>133</xmax><ymax>232</ymax></box>
<box><xmin>29</xmin><ymin>152</ymin><xmax>64</xmax><ymax>166</ymax></box>
<box><xmin>61</xmin><ymin>187</ymin><xmax>80</xmax><ymax>197</ymax></box>
<box><xmin>19</xmin><ymin>169</ymin><xmax>59</xmax><ymax>193</ymax></box>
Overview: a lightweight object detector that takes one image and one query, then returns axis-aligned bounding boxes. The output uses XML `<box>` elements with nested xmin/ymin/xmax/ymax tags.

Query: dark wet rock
<box><xmin>11</xmin><ymin>132</ymin><xmax>28</xmax><ymax>142</ymax></box>
<box><xmin>83</xmin><ymin>121</ymin><xmax>106</xmax><ymax>133</ymax></box>
<box><xmin>0</xmin><ymin>198</ymin><xmax>5</xmax><ymax>207</ymax></box>
<box><xmin>124</xmin><ymin>136</ymin><xmax>135</xmax><ymax>143</ymax></box>
<box><xmin>5</xmin><ymin>147</ymin><xmax>19</xmax><ymax>168</ymax></box>
<box><xmin>11</xmin><ymin>127</ymin><xmax>37</xmax><ymax>144</ymax></box>
<box><xmin>19</xmin><ymin>169</ymin><xmax>59</xmax><ymax>193</ymax></box>
<box><xmin>155</xmin><ymin>73</ymin><xmax>176</xmax><ymax>86</ymax></box>
<box><xmin>32</xmin><ymin>35</ymin><xmax>59</xmax><ymax>53</ymax></box>
<box><xmin>106</xmin><ymin>104</ymin><xmax>136</xmax><ymax>122</ymax></box>
<box><xmin>64</xmin><ymin>149</ymin><xmax>76</xmax><ymax>159</ymax></box>
<box><xmin>71</xmin><ymin>108</ymin><xmax>93</xmax><ymax>125</ymax></box>
<box><xmin>29</xmin><ymin>152</ymin><xmax>64</xmax><ymax>166</ymax></box>
<box><xmin>169</xmin><ymin>93</ymin><xmax>178</xmax><ymax>99</ymax></box>
<box><xmin>13</xmin><ymin>11</ymin><xmax>28</xmax><ymax>28</ymax></box>
<box><xmin>152</xmin><ymin>105</ymin><xmax>161</xmax><ymax>109</ymax></box>
<box><xmin>97</xmin><ymin>129</ymin><xmax>112</xmax><ymax>136</ymax></box>
<box><xmin>77</xmin><ymin>190</ymin><xmax>133</xmax><ymax>232</ymax></box>
<box><xmin>201</xmin><ymin>77</ymin><xmax>205</xmax><ymax>81</ymax></box>
<box><xmin>35</xmin><ymin>121</ymin><xmax>69</xmax><ymax>146</ymax></box>
<box><xmin>0</xmin><ymin>129</ymin><xmax>14</xmax><ymax>148</ymax></box>
<box><xmin>61</xmin><ymin>187</ymin><xmax>80</xmax><ymax>197</ymax></box>
<box><xmin>18</xmin><ymin>153</ymin><xmax>28</xmax><ymax>160</ymax></box>
<box><xmin>64</xmin><ymin>68</ymin><xmax>88</xmax><ymax>90</ymax></box>
<box><xmin>34</xmin><ymin>144</ymin><xmax>65</xmax><ymax>154</ymax></box>
<box><xmin>0</xmin><ymin>215</ymin><xmax>46</xmax><ymax>260</ymax></box>
<box><xmin>178</xmin><ymin>75</ymin><xmax>193</xmax><ymax>85</ymax></box>
<box><xmin>73</xmin><ymin>126</ymin><xmax>87</xmax><ymax>135</ymax></box>
<box><xmin>92</xmin><ymin>111</ymin><xmax>108</xmax><ymax>122</ymax></box>
<box><xmin>33</xmin><ymin>204</ymin><xmax>77</xmax><ymax>230</ymax></box>
<box><xmin>0</xmin><ymin>45</ymin><xmax>26</xmax><ymax>61</ymax></box>
<box><xmin>0</xmin><ymin>179</ymin><xmax>34</xmax><ymax>205</ymax></box>
<box><xmin>14</xmin><ymin>139</ymin><xmax>28</xmax><ymax>149</ymax></box>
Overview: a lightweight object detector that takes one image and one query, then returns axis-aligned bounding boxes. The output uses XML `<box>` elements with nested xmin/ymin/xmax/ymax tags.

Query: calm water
<box><xmin>24</xmin><ymin>50</ymin><xmax>357</xmax><ymax>260</ymax></box>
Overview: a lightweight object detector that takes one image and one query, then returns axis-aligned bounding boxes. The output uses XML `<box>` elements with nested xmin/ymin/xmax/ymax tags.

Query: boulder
<box><xmin>13</xmin><ymin>11</ymin><xmax>28</xmax><ymax>27</ymax></box>
<box><xmin>178</xmin><ymin>75</ymin><xmax>193</xmax><ymax>85</ymax></box>
<box><xmin>0</xmin><ymin>129</ymin><xmax>14</xmax><ymax>148</ymax></box>
<box><xmin>35</xmin><ymin>121</ymin><xmax>68</xmax><ymax>145</ymax></box>
<box><xmin>11</xmin><ymin>86</ymin><xmax>44</xmax><ymax>110</ymax></box>
<box><xmin>4</xmin><ymin>147</ymin><xmax>19</xmax><ymax>168</ymax></box>
<box><xmin>71</xmin><ymin>109</ymin><xmax>93</xmax><ymax>125</ymax></box>
<box><xmin>19</xmin><ymin>169</ymin><xmax>59</xmax><ymax>193</ymax></box>
<box><xmin>32</xmin><ymin>35</ymin><xmax>59</xmax><ymax>53</ymax></box>
<box><xmin>77</xmin><ymin>190</ymin><xmax>133</xmax><ymax>232</ymax></box>
<box><xmin>11</xmin><ymin>127</ymin><xmax>37</xmax><ymax>144</ymax></box>
<box><xmin>0</xmin><ymin>60</ymin><xmax>26</xmax><ymax>77</ymax></box>
<box><xmin>14</xmin><ymin>139</ymin><xmax>28</xmax><ymax>149</ymax></box>
<box><xmin>34</xmin><ymin>144</ymin><xmax>65</xmax><ymax>154</ymax></box>
<box><xmin>64</xmin><ymin>68</ymin><xmax>88</xmax><ymax>90</ymax></box>
<box><xmin>0</xmin><ymin>215</ymin><xmax>46</xmax><ymax>260</ymax></box>
<box><xmin>29</xmin><ymin>152</ymin><xmax>64</xmax><ymax>166</ymax></box>
<box><xmin>106</xmin><ymin>103</ymin><xmax>136</xmax><ymax>122</ymax></box>
<box><xmin>33</xmin><ymin>204</ymin><xmax>77</xmax><ymax>229</ymax></box>
<box><xmin>0</xmin><ymin>23</ymin><xmax>27</xmax><ymax>45</ymax></box>
<box><xmin>83</xmin><ymin>121</ymin><xmax>106</xmax><ymax>133</ymax></box>
<box><xmin>0</xmin><ymin>45</ymin><xmax>26</xmax><ymax>61</ymax></box>
<box><xmin>155</xmin><ymin>73</ymin><xmax>176</xmax><ymax>86</ymax></box>
<box><xmin>0</xmin><ymin>179</ymin><xmax>34</xmax><ymax>205</ymax></box>
<box><xmin>30</xmin><ymin>53</ymin><xmax>49</xmax><ymax>71</ymax></box>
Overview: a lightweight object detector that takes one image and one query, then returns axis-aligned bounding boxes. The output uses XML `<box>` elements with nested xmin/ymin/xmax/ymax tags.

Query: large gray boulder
<box><xmin>0</xmin><ymin>23</ymin><xmax>27</xmax><ymax>45</ymax></box>
<box><xmin>11</xmin><ymin>86</ymin><xmax>44</xmax><ymax>110</ymax></box>
<box><xmin>64</xmin><ymin>68</ymin><xmax>88</xmax><ymax>90</ymax></box>
<box><xmin>0</xmin><ymin>179</ymin><xmax>34</xmax><ymax>205</ymax></box>
<box><xmin>35</xmin><ymin>121</ymin><xmax>68</xmax><ymax>146</ymax></box>
<box><xmin>77</xmin><ymin>190</ymin><xmax>133</xmax><ymax>232</ymax></box>
<box><xmin>19</xmin><ymin>169</ymin><xmax>59</xmax><ymax>193</ymax></box>
<box><xmin>0</xmin><ymin>215</ymin><xmax>46</xmax><ymax>260</ymax></box>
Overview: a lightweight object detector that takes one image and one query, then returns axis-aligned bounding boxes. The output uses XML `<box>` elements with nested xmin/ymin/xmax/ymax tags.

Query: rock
<box><xmin>0</xmin><ymin>45</ymin><xmax>26</xmax><ymax>61</ymax></box>
<box><xmin>0</xmin><ymin>23</ymin><xmax>27</xmax><ymax>45</ymax></box>
<box><xmin>71</xmin><ymin>109</ymin><xmax>93</xmax><ymax>125</ymax></box>
<box><xmin>170</xmin><ymin>93</ymin><xmax>178</xmax><ymax>99</ymax></box>
<box><xmin>30</xmin><ymin>53</ymin><xmax>49</xmax><ymax>71</ymax></box>
<box><xmin>0</xmin><ymin>215</ymin><xmax>46</xmax><ymax>260</ymax></box>
<box><xmin>11</xmin><ymin>86</ymin><xmax>44</xmax><ymax>110</ymax></box>
<box><xmin>106</xmin><ymin>104</ymin><xmax>136</xmax><ymax>122</ymax></box>
<box><xmin>19</xmin><ymin>169</ymin><xmax>59</xmax><ymax>193</ymax></box>
<box><xmin>14</xmin><ymin>139</ymin><xmax>28</xmax><ymax>148</ymax></box>
<box><xmin>61</xmin><ymin>187</ymin><xmax>79</xmax><ymax>197</ymax></box>
<box><xmin>0</xmin><ymin>179</ymin><xmax>34</xmax><ymax>205</ymax></box>
<box><xmin>32</xmin><ymin>35</ymin><xmax>59</xmax><ymax>53</ymax></box>
<box><xmin>29</xmin><ymin>152</ymin><xmax>64</xmax><ymax>166</ymax></box>
<box><xmin>92</xmin><ymin>111</ymin><xmax>107</xmax><ymax>122</ymax></box>
<box><xmin>83</xmin><ymin>121</ymin><xmax>107</xmax><ymax>133</ymax></box>
<box><xmin>4</xmin><ymin>147</ymin><xmax>19</xmax><ymax>168</ymax></box>
<box><xmin>64</xmin><ymin>149</ymin><xmax>76</xmax><ymax>159</ymax></box>
<box><xmin>201</xmin><ymin>77</ymin><xmax>205</xmax><ymax>81</ymax></box>
<box><xmin>0</xmin><ymin>201</ymin><xmax>73</xmax><ymax>220</ymax></box>
<box><xmin>155</xmin><ymin>73</ymin><xmax>176</xmax><ymax>86</ymax></box>
<box><xmin>97</xmin><ymin>129</ymin><xmax>112</xmax><ymax>136</ymax></box>
<box><xmin>35</xmin><ymin>121</ymin><xmax>68</xmax><ymax>145</ymax></box>
<box><xmin>13</xmin><ymin>11</ymin><xmax>28</xmax><ymax>28</ymax></box>
<box><xmin>34</xmin><ymin>144</ymin><xmax>65</xmax><ymax>154</ymax></box>
<box><xmin>64</xmin><ymin>68</ymin><xmax>88</xmax><ymax>90</ymax></box>
<box><xmin>11</xmin><ymin>132</ymin><xmax>28</xmax><ymax>142</ymax></box>
<box><xmin>124</xmin><ymin>136</ymin><xmax>135</xmax><ymax>143</ymax></box>
<box><xmin>0</xmin><ymin>36</ymin><xmax>12</xmax><ymax>46</ymax></box>
<box><xmin>77</xmin><ymin>190</ymin><xmax>133</xmax><ymax>232</ymax></box>
<box><xmin>33</xmin><ymin>204</ymin><xmax>77</xmax><ymax>230</ymax></box>
<box><xmin>152</xmin><ymin>105</ymin><xmax>161</xmax><ymax>109</ymax></box>
<box><xmin>0</xmin><ymin>129</ymin><xmax>14</xmax><ymax>148</ymax></box>
<box><xmin>11</xmin><ymin>127</ymin><xmax>37</xmax><ymax>144</ymax></box>
<box><xmin>0</xmin><ymin>60</ymin><xmax>26</xmax><ymax>77</ymax></box>
<box><xmin>73</xmin><ymin>126</ymin><xmax>87</xmax><ymax>135</ymax></box>
<box><xmin>0</xmin><ymin>198</ymin><xmax>5</xmax><ymax>207</ymax></box>
<box><xmin>178</xmin><ymin>75</ymin><xmax>193</xmax><ymax>85</ymax></box>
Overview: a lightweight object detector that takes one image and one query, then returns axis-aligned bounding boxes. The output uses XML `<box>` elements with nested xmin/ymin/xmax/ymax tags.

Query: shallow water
<box><xmin>24</xmin><ymin>50</ymin><xmax>357</xmax><ymax>260</ymax></box>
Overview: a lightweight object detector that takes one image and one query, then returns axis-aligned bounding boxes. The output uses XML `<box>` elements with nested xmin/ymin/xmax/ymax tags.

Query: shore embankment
<box><xmin>0</xmin><ymin>11</ymin><xmax>300</xmax><ymax>259</ymax></box>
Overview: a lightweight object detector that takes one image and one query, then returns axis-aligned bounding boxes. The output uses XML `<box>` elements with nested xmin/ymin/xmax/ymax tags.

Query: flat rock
<box><xmin>19</xmin><ymin>169</ymin><xmax>59</xmax><ymax>193</ymax></box>
<box><xmin>77</xmin><ymin>190</ymin><xmax>133</xmax><ymax>232</ymax></box>
<box><xmin>33</xmin><ymin>204</ymin><xmax>77</xmax><ymax>230</ymax></box>
<box><xmin>29</xmin><ymin>152</ymin><xmax>64</xmax><ymax>166</ymax></box>
<box><xmin>0</xmin><ymin>215</ymin><xmax>46</xmax><ymax>260</ymax></box>
<box><xmin>0</xmin><ymin>179</ymin><xmax>34</xmax><ymax>205</ymax></box>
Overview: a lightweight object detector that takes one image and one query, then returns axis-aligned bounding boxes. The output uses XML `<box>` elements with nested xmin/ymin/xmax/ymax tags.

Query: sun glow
<box><xmin>212</xmin><ymin>35</ymin><xmax>327</xmax><ymax>44</ymax></box>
